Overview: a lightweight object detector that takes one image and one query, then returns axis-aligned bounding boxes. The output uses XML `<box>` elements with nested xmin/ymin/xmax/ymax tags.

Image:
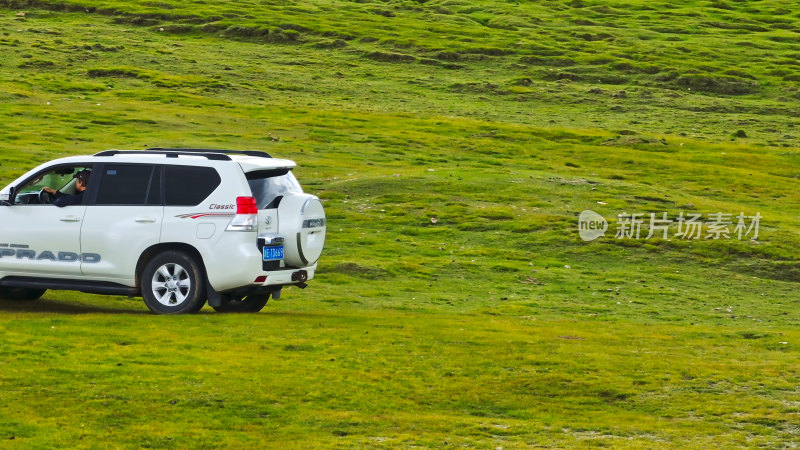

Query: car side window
<box><xmin>96</xmin><ymin>164</ymin><xmax>155</xmax><ymax>206</ymax></box>
<box><xmin>13</xmin><ymin>166</ymin><xmax>89</xmax><ymax>205</ymax></box>
<box><xmin>164</xmin><ymin>166</ymin><xmax>221</xmax><ymax>206</ymax></box>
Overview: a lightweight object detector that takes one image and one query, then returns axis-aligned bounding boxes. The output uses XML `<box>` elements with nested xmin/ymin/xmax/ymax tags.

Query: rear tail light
<box><xmin>237</xmin><ymin>196</ymin><xmax>258</xmax><ymax>214</ymax></box>
<box><xmin>226</xmin><ymin>196</ymin><xmax>258</xmax><ymax>232</ymax></box>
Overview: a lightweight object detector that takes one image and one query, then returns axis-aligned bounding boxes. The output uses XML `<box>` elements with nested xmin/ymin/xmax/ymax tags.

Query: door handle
<box><xmin>60</xmin><ymin>216</ymin><xmax>80</xmax><ymax>222</ymax></box>
<box><xmin>135</xmin><ymin>217</ymin><xmax>157</xmax><ymax>223</ymax></box>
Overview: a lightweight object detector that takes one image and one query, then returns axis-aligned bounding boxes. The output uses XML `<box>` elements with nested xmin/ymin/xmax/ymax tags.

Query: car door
<box><xmin>79</xmin><ymin>164</ymin><xmax>164</xmax><ymax>283</ymax></box>
<box><xmin>0</xmin><ymin>176</ymin><xmax>86</xmax><ymax>277</ymax></box>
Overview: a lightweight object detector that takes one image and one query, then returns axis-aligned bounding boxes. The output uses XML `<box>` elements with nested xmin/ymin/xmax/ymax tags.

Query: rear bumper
<box><xmin>201</xmin><ymin>233</ymin><xmax>316</xmax><ymax>291</ymax></box>
<box><xmin>252</xmin><ymin>265</ymin><xmax>315</xmax><ymax>289</ymax></box>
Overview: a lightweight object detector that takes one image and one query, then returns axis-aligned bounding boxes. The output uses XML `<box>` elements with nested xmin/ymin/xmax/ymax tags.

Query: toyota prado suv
<box><xmin>0</xmin><ymin>148</ymin><xmax>326</xmax><ymax>314</ymax></box>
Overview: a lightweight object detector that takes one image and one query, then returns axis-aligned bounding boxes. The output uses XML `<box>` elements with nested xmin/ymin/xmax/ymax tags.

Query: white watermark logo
<box><xmin>579</xmin><ymin>211</ymin><xmax>761</xmax><ymax>241</ymax></box>
<box><xmin>579</xmin><ymin>210</ymin><xmax>608</xmax><ymax>241</ymax></box>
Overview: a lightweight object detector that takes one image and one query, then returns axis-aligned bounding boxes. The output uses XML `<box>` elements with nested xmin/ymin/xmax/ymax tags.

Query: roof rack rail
<box><xmin>148</xmin><ymin>148</ymin><xmax>273</xmax><ymax>158</ymax></box>
<box><xmin>94</xmin><ymin>150</ymin><xmax>230</xmax><ymax>160</ymax></box>
<box><xmin>93</xmin><ymin>148</ymin><xmax>273</xmax><ymax>160</ymax></box>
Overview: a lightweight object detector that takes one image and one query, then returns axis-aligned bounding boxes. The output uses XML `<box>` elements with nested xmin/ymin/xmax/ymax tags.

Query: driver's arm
<box><xmin>43</xmin><ymin>187</ymin><xmax>65</xmax><ymax>198</ymax></box>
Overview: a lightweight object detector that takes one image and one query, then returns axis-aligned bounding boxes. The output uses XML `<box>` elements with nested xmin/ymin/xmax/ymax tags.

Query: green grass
<box><xmin>2</xmin><ymin>300</ymin><xmax>799</xmax><ymax>447</ymax></box>
<box><xmin>0</xmin><ymin>0</ymin><xmax>799</xmax><ymax>447</ymax></box>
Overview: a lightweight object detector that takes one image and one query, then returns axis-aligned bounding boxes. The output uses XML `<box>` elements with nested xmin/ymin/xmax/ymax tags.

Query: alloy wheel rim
<box><xmin>151</xmin><ymin>263</ymin><xmax>191</xmax><ymax>306</ymax></box>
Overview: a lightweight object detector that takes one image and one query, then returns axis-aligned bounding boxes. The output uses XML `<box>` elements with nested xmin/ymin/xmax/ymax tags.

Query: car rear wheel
<box><xmin>141</xmin><ymin>251</ymin><xmax>206</xmax><ymax>314</ymax></box>
<box><xmin>212</xmin><ymin>293</ymin><xmax>270</xmax><ymax>313</ymax></box>
<box><xmin>0</xmin><ymin>287</ymin><xmax>46</xmax><ymax>301</ymax></box>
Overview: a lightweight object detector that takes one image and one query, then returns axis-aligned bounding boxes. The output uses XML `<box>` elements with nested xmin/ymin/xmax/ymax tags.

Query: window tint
<box><xmin>164</xmin><ymin>166</ymin><xmax>221</xmax><ymax>206</ymax></box>
<box><xmin>246</xmin><ymin>169</ymin><xmax>302</xmax><ymax>209</ymax></box>
<box><xmin>96</xmin><ymin>165</ymin><xmax>154</xmax><ymax>206</ymax></box>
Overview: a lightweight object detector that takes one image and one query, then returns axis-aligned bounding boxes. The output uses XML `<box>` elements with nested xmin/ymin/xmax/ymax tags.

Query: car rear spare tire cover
<box><xmin>278</xmin><ymin>193</ymin><xmax>326</xmax><ymax>267</ymax></box>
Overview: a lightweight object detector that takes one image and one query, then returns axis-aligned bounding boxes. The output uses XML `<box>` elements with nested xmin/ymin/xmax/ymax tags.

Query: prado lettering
<box><xmin>0</xmin><ymin>247</ymin><xmax>101</xmax><ymax>263</ymax></box>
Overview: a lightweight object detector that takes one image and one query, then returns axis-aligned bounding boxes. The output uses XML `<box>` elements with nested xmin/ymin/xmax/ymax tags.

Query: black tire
<box><xmin>0</xmin><ymin>287</ymin><xmax>46</xmax><ymax>301</ymax></box>
<box><xmin>141</xmin><ymin>251</ymin><xmax>206</xmax><ymax>314</ymax></box>
<box><xmin>212</xmin><ymin>293</ymin><xmax>270</xmax><ymax>313</ymax></box>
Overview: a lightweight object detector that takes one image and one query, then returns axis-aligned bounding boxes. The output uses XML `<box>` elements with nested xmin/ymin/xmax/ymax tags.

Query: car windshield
<box><xmin>246</xmin><ymin>169</ymin><xmax>302</xmax><ymax>209</ymax></box>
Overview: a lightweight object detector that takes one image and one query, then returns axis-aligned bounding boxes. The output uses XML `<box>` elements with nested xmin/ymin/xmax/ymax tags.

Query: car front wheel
<box><xmin>141</xmin><ymin>251</ymin><xmax>206</xmax><ymax>314</ymax></box>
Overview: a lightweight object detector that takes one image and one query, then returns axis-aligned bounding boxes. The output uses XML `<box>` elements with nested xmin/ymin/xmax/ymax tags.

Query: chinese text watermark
<box><xmin>579</xmin><ymin>210</ymin><xmax>761</xmax><ymax>242</ymax></box>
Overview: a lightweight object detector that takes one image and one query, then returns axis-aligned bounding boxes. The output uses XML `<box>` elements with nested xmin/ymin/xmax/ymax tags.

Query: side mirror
<box><xmin>0</xmin><ymin>187</ymin><xmax>14</xmax><ymax>205</ymax></box>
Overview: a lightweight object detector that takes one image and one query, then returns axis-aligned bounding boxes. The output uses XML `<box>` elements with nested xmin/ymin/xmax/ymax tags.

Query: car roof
<box><xmin>41</xmin><ymin>150</ymin><xmax>297</xmax><ymax>172</ymax></box>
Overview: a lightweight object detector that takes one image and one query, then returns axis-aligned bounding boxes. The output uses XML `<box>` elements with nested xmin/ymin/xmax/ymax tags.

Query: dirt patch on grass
<box><xmin>675</xmin><ymin>75</ymin><xmax>759</xmax><ymax>95</ymax></box>
<box><xmin>365</xmin><ymin>51</ymin><xmax>416</xmax><ymax>63</ymax></box>
<box><xmin>329</xmin><ymin>263</ymin><xmax>394</xmax><ymax>279</ymax></box>
<box><xmin>520</xmin><ymin>56</ymin><xmax>575</xmax><ymax>66</ymax></box>
<box><xmin>18</xmin><ymin>59</ymin><xmax>55</xmax><ymax>69</ymax></box>
<box><xmin>737</xmin><ymin>260</ymin><xmax>800</xmax><ymax>283</ymax></box>
<box><xmin>87</xmin><ymin>67</ymin><xmax>141</xmax><ymax>78</ymax></box>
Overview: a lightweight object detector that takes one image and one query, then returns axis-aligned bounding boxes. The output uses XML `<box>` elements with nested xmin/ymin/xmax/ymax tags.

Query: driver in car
<box><xmin>43</xmin><ymin>169</ymin><xmax>91</xmax><ymax>207</ymax></box>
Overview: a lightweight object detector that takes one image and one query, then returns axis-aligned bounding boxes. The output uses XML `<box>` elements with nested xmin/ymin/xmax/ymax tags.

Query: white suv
<box><xmin>0</xmin><ymin>148</ymin><xmax>326</xmax><ymax>314</ymax></box>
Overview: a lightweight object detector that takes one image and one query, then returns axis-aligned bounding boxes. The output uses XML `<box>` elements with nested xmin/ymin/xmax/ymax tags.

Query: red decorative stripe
<box><xmin>175</xmin><ymin>213</ymin><xmax>235</xmax><ymax>219</ymax></box>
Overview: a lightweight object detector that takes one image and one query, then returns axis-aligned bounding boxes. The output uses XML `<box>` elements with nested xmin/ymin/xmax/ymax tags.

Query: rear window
<box><xmin>165</xmin><ymin>166</ymin><xmax>221</xmax><ymax>206</ymax></box>
<box><xmin>246</xmin><ymin>169</ymin><xmax>302</xmax><ymax>209</ymax></box>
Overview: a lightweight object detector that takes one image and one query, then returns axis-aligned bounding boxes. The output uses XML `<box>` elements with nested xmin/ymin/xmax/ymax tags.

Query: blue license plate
<box><xmin>263</xmin><ymin>246</ymin><xmax>284</xmax><ymax>261</ymax></box>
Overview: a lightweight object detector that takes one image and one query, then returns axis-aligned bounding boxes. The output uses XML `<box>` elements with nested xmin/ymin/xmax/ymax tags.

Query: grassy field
<box><xmin>0</xmin><ymin>0</ymin><xmax>799</xmax><ymax>447</ymax></box>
